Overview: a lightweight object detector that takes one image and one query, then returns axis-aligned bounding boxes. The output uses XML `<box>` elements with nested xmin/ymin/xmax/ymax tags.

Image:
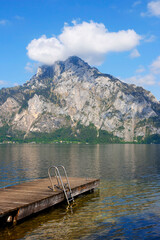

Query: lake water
<box><xmin>1</xmin><ymin>144</ymin><xmax>160</xmax><ymax>239</ymax></box>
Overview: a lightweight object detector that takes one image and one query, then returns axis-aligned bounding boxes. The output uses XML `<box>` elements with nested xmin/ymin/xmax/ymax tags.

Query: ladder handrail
<box><xmin>48</xmin><ymin>165</ymin><xmax>74</xmax><ymax>206</ymax></box>
<box><xmin>48</xmin><ymin>166</ymin><xmax>60</xmax><ymax>191</ymax></box>
<box><xmin>57</xmin><ymin>165</ymin><xmax>74</xmax><ymax>202</ymax></box>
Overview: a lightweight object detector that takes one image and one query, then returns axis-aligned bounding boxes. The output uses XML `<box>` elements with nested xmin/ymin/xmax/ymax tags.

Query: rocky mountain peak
<box><xmin>64</xmin><ymin>56</ymin><xmax>91</xmax><ymax>70</ymax></box>
<box><xmin>35</xmin><ymin>56</ymin><xmax>97</xmax><ymax>81</ymax></box>
<box><xmin>0</xmin><ymin>56</ymin><xmax>160</xmax><ymax>143</ymax></box>
<box><xmin>36</xmin><ymin>65</ymin><xmax>54</xmax><ymax>78</ymax></box>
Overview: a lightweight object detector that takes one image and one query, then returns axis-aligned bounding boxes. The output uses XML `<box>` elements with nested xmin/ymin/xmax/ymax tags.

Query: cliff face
<box><xmin>0</xmin><ymin>56</ymin><xmax>160</xmax><ymax>142</ymax></box>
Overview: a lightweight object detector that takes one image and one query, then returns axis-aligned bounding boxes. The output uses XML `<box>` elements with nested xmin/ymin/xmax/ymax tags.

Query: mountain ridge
<box><xmin>0</xmin><ymin>56</ymin><xmax>160</xmax><ymax>143</ymax></box>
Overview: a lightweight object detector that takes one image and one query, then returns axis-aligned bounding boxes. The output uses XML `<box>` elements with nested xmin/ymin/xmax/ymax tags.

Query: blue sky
<box><xmin>0</xmin><ymin>0</ymin><xmax>160</xmax><ymax>99</ymax></box>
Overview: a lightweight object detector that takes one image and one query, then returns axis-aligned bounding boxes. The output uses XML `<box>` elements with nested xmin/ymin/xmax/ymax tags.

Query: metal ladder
<box><xmin>48</xmin><ymin>165</ymin><xmax>74</xmax><ymax>206</ymax></box>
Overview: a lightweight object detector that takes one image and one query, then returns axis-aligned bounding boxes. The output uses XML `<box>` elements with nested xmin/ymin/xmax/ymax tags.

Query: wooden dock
<box><xmin>0</xmin><ymin>177</ymin><xmax>99</xmax><ymax>225</ymax></box>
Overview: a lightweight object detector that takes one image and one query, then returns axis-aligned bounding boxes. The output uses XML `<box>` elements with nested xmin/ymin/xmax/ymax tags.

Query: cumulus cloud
<box><xmin>130</xmin><ymin>49</ymin><xmax>140</xmax><ymax>58</ymax></box>
<box><xmin>148</xmin><ymin>0</ymin><xmax>160</xmax><ymax>16</ymax></box>
<box><xmin>150</xmin><ymin>56</ymin><xmax>160</xmax><ymax>74</ymax></box>
<box><xmin>141</xmin><ymin>1</ymin><xmax>160</xmax><ymax>17</ymax></box>
<box><xmin>27</xmin><ymin>21</ymin><xmax>141</xmax><ymax>66</ymax></box>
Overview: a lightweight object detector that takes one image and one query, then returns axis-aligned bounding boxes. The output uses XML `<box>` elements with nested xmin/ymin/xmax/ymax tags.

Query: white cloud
<box><xmin>25</xmin><ymin>62</ymin><xmax>40</xmax><ymax>73</ymax></box>
<box><xmin>124</xmin><ymin>55</ymin><xmax>160</xmax><ymax>87</ymax></box>
<box><xmin>0</xmin><ymin>80</ymin><xmax>21</xmax><ymax>88</ymax></box>
<box><xmin>132</xmin><ymin>1</ymin><xmax>142</xmax><ymax>7</ymax></box>
<box><xmin>136</xmin><ymin>65</ymin><xmax>145</xmax><ymax>73</ymax></box>
<box><xmin>142</xmin><ymin>1</ymin><xmax>160</xmax><ymax>17</ymax></box>
<box><xmin>0</xmin><ymin>19</ymin><xmax>8</xmax><ymax>25</ymax></box>
<box><xmin>0</xmin><ymin>80</ymin><xmax>9</xmax><ymax>86</ymax></box>
<box><xmin>144</xmin><ymin>35</ymin><xmax>156</xmax><ymax>42</ymax></box>
<box><xmin>0</xmin><ymin>80</ymin><xmax>6</xmax><ymax>85</ymax></box>
<box><xmin>150</xmin><ymin>56</ymin><xmax>160</xmax><ymax>74</ymax></box>
<box><xmin>27</xmin><ymin>21</ymin><xmax>141</xmax><ymax>66</ymax></box>
<box><xmin>14</xmin><ymin>15</ymin><xmax>24</xmax><ymax>20</ymax></box>
<box><xmin>130</xmin><ymin>49</ymin><xmax>140</xmax><ymax>58</ymax></box>
<box><xmin>125</xmin><ymin>74</ymin><xmax>155</xmax><ymax>86</ymax></box>
<box><xmin>25</xmin><ymin>62</ymin><xmax>33</xmax><ymax>73</ymax></box>
<box><xmin>148</xmin><ymin>0</ymin><xmax>160</xmax><ymax>17</ymax></box>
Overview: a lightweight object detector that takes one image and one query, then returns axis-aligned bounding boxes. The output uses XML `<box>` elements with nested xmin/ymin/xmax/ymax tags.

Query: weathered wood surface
<box><xmin>0</xmin><ymin>177</ymin><xmax>99</xmax><ymax>224</ymax></box>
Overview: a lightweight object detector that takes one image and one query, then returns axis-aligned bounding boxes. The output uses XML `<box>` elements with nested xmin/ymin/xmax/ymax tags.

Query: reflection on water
<box><xmin>1</xmin><ymin>144</ymin><xmax>160</xmax><ymax>239</ymax></box>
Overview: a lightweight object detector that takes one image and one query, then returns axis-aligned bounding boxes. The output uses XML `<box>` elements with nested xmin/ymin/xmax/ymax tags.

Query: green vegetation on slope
<box><xmin>1</xmin><ymin>123</ymin><xmax>160</xmax><ymax>144</ymax></box>
<box><xmin>0</xmin><ymin>123</ymin><xmax>123</xmax><ymax>144</ymax></box>
<box><xmin>142</xmin><ymin>134</ymin><xmax>160</xmax><ymax>144</ymax></box>
<box><xmin>0</xmin><ymin>125</ymin><xmax>10</xmax><ymax>141</ymax></box>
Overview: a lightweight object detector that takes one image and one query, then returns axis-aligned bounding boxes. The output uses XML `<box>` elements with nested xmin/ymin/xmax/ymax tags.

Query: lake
<box><xmin>0</xmin><ymin>144</ymin><xmax>160</xmax><ymax>239</ymax></box>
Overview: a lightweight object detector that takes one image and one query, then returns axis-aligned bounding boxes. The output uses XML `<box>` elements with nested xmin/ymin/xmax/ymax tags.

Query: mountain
<box><xmin>0</xmin><ymin>56</ymin><xmax>160</xmax><ymax>143</ymax></box>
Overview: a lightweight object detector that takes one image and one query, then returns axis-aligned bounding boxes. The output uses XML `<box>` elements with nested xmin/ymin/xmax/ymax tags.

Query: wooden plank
<box><xmin>0</xmin><ymin>177</ymin><xmax>100</xmax><ymax>224</ymax></box>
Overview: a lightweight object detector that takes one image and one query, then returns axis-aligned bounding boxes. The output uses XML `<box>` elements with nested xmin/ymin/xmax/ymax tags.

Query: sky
<box><xmin>0</xmin><ymin>0</ymin><xmax>160</xmax><ymax>100</ymax></box>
